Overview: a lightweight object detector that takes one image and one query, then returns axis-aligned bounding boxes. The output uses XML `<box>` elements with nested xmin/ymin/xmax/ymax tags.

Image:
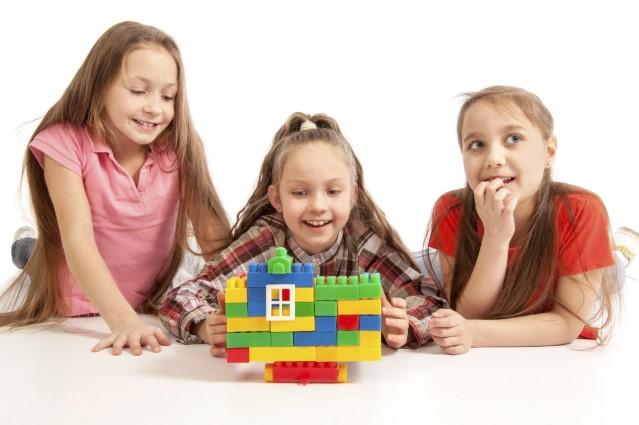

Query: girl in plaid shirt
<box><xmin>160</xmin><ymin>112</ymin><xmax>447</xmax><ymax>355</ymax></box>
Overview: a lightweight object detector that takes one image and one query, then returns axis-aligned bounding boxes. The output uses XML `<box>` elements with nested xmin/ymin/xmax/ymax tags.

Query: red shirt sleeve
<box><xmin>556</xmin><ymin>193</ymin><xmax>614</xmax><ymax>277</ymax></box>
<box><xmin>428</xmin><ymin>193</ymin><xmax>463</xmax><ymax>257</ymax></box>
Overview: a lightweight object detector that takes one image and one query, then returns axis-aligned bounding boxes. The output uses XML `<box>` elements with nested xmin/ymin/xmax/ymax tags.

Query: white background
<box><xmin>1</xmin><ymin>0</ymin><xmax>638</xmax><ymax>281</ymax></box>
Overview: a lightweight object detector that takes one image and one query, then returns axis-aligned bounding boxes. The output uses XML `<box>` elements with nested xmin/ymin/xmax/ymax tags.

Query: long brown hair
<box><xmin>426</xmin><ymin>86</ymin><xmax>615</xmax><ymax>340</ymax></box>
<box><xmin>232</xmin><ymin>112</ymin><xmax>418</xmax><ymax>269</ymax></box>
<box><xmin>0</xmin><ymin>21</ymin><xmax>231</xmax><ymax>327</ymax></box>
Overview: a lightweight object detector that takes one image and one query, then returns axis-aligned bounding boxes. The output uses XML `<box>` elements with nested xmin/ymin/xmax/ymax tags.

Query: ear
<box><xmin>268</xmin><ymin>184</ymin><xmax>283</xmax><ymax>212</ymax></box>
<box><xmin>545</xmin><ymin>135</ymin><xmax>557</xmax><ymax>168</ymax></box>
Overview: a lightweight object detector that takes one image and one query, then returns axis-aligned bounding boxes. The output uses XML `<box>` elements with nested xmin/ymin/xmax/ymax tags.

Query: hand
<box><xmin>381</xmin><ymin>292</ymin><xmax>409</xmax><ymax>349</ymax></box>
<box><xmin>92</xmin><ymin>317</ymin><xmax>171</xmax><ymax>355</ymax></box>
<box><xmin>473</xmin><ymin>178</ymin><xmax>518</xmax><ymax>243</ymax></box>
<box><xmin>196</xmin><ymin>291</ymin><xmax>227</xmax><ymax>357</ymax></box>
<box><xmin>428</xmin><ymin>308</ymin><xmax>473</xmax><ymax>355</ymax></box>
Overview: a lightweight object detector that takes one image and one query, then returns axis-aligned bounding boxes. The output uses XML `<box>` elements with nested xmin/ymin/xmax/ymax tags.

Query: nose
<box><xmin>143</xmin><ymin>94</ymin><xmax>162</xmax><ymax>115</ymax></box>
<box><xmin>309</xmin><ymin>192</ymin><xmax>328</xmax><ymax>212</ymax></box>
<box><xmin>485</xmin><ymin>143</ymin><xmax>506</xmax><ymax>168</ymax></box>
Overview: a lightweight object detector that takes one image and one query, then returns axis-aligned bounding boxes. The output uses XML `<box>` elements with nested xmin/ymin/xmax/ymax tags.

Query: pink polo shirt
<box><xmin>30</xmin><ymin>123</ymin><xmax>179</xmax><ymax>316</ymax></box>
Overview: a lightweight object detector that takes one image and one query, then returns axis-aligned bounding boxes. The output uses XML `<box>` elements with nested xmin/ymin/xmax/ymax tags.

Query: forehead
<box><xmin>121</xmin><ymin>45</ymin><xmax>178</xmax><ymax>85</ymax></box>
<box><xmin>281</xmin><ymin>142</ymin><xmax>352</xmax><ymax>180</ymax></box>
<box><xmin>462</xmin><ymin>99</ymin><xmax>533</xmax><ymax>134</ymax></box>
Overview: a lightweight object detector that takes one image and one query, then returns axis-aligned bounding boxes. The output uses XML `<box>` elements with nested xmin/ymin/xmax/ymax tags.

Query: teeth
<box><xmin>134</xmin><ymin>119</ymin><xmax>157</xmax><ymax>128</ymax></box>
<box><xmin>305</xmin><ymin>220</ymin><xmax>330</xmax><ymax>227</ymax></box>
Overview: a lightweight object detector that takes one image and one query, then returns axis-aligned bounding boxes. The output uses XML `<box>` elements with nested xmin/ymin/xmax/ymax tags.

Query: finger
<box><xmin>216</xmin><ymin>291</ymin><xmax>226</xmax><ymax>314</ymax></box>
<box><xmin>380</xmin><ymin>291</ymin><xmax>391</xmax><ymax>307</ymax></box>
<box><xmin>210</xmin><ymin>345</ymin><xmax>227</xmax><ymax>358</ymax></box>
<box><xmin>504</xmin><ymin>195</ymin><xmax>518</xmax><ymax>214</ymax></box>
<box><xmin>443</xmin><ymin>345</ymin><xmax>469</xmax><ymax>355</ymax></box>
<box><xmin>431</xmin><ymin>308</ymin><xmax>453</xmax><ymax>318</ymax></box>
<box><xmin>390</xmin><ymin>297</ymin><xmax>407</xmax><ymax>309</ymax></box>
<box><xmin>437</xmin><ymin>336</ymin><xmax>461</xmax><ymax>348</ymax></box>
<box><xmin>384</xmin><ymin>333</ymin><xmax>406</xmax><ymax>349</ymax></box>
<box><xmin>208</xmin><ymin>323</ymin><xmax>227</xmax><ymax>336</ymax></box>
<box><xmin>154</xmin><ymin>328</ymin><xmax>172</xmax><ymax>346</ymax></box>
<box><xmin>383</xmin><ymin>306</ymin><xmax>408</xmax><ymax>319</ymax></box>
<box><xmin>210</xmin><ymin>333</ymin><xmax>227</xmax><ymax>346</ymax></box>
<box><xmin>92</xmin><ymin>335</ymin><xmax>116</xmax><ymax>352</ymax></box>
<box><xmin>492</xmin><ymin>187</ymin><xmax>512</xmax><ymax>203</ymax></box>
<box><xmin>429</xmin><ymin>325</ymin><xmax>458</xmax><ymax>338</ymax></box>
<box><xmin>208</xmin><ymin>314</ymin><xmax>227</xmax><ymax>325</ymax></box>
<box><xmin>143</xmin><ymin>334</ymin><xmax>161</xmax><ymax>353</ymax></box>
<box><xmin>128</xmin><ymin>333</ymin><xmax>143</xmax><ymax>356</ymax></box>
<box><xmin>473</xmin><ymin>181</ymin><xmax>489</xmax><ymax>205</ymax></box>
<box><xmin>384</xmin><ymin>317</ymin><xmax>409</xmax><ymax>330</ymax></box>
<box><xmin>428</xmin><ymin>316</ymin><xmax>457</xmax><ymax>329</ymax></box>
<box><xmin>112</xmin><ymin>334</ymin><xmax>128</xmax><ymax>356</ymax></box>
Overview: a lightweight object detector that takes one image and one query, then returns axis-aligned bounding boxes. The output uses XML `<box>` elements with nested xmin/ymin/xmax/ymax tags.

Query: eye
<box><xmin>291</xmin><ymin>190</ymin><xmax>307</xmax><ymax>197</ymax></box>
<box><xmin>506</xmin><ymin>134</ymin><xmax>522</xmax><ymax>145</ymax></box>
<box><xmin>327</xmin><ymin>188</ymin><xmax>342</xmax><ymax>196</ymax></box>
<box><xmin>467</xmin><ymin>140</ymin><xmax>484</xmax><ymax>151</ymax></box>
<box><xmin>129</xmin><ymin>89</ymin><xmax>145</xmax><ymax>95</ymax></box>
<box><xmin>162</xmin><ymin>95</ymin><xmax>175</xmax><ymax>102</ymax></box>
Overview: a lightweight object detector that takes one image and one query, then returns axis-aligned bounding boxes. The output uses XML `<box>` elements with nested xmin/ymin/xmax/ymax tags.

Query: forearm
<box><xmin>469</xmin><ymin>311</ymin><xmax>583</xmax><ymax>347</ymax></box>
<box><xmin>63</xmin><ymin>235</ymin><xmax>137</xmax><ymax>328</ymax></box>
<box><xmin>457</xmin><ymin>238</ymin><xmax>509</xmax><ymax>318</ymax></box>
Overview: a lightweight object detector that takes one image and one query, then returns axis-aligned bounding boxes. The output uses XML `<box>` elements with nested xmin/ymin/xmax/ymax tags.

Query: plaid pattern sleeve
<box><xmin>159</xmin><ymin>216</ymin><xmax>286</xmax><ymax>343</ymax></box>
<box><xmin>356</xmin><ymin>229</ymin><xmax>448</xmax><ymax>347</ymax></box>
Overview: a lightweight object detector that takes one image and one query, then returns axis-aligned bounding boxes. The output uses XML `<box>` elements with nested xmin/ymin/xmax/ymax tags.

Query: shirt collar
<box><xmin>287</xmin><ymin>230</ymin><xmax>343</xmax><ymax>267</ymax></box>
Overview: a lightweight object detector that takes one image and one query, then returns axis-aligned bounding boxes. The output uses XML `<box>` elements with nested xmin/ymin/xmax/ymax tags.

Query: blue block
<box><xmin>359</xmin><ymin>315</ymin><xmax>381</xmax><ymax>330</ymax></box>
<box><xmin>293</xmin><ymin>331</ymin><xmax>318</xmax><ymax>346</ymax></box>
<box><xmin>247</xmin><ymin>270</ymin><xmax>314</xmax><ymax>288</ymax></box>
<box><xmin>248</xmin><ymin>287</ymin><xmax>266</xmax><ymax>302</ymax></box>
<box><xmin>315</xmin><ymin>316</ymin><xmax>337</xmax><ymax>332</ymax></box>
<box><xmin>247</xmin><ymin>301</ymin><xmax>266</xmax><ymax>317</ymax></box>
<box><xmin>315</xmin><ymin>331</ymin><xmax>337</xmax><ymax>346</ymax></box>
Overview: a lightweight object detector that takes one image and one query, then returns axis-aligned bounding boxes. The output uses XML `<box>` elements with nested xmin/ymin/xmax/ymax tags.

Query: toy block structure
<box><xmin>225</xmin><ymin>246</ymin><xmax>383</xmax><ymax>383</ymax></box>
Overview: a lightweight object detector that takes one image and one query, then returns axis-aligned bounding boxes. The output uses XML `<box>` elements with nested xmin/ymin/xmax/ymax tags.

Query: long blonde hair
<box><xmin>0</xmin><ymin>21</ymin><xmax>231</xmax><ymax>327</ymax></box>
<box><xmin>232</xmin><ymin>112</ymin><xmax>418</xmax><ymax>269</ymax></box>
<box><xmin>427</xmin><ymin>86</ymin><xmax>615</xmax><ymax>341</ymax></box>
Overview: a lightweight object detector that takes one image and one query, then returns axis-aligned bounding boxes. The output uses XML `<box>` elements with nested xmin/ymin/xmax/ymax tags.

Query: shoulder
<box><xmin>555</xmin><ymin>186</ymin><xmax>609</xmax><ymax>226</ymax></box>
<box><xmin>32</xmin><ymin>122</ymin><xmax>92</xmax><ymax>147</ymax></box>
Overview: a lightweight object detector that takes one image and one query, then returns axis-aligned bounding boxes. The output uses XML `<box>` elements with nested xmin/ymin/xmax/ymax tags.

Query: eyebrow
<box><xmin>126</xmin><ymin>76</ymin><xmax>177</xmax><ymax>89</ymax></box>
<box><xmin>283</xmin><ymin>178</ymin><xmax>347</xmax><ymax>185</ymax></box>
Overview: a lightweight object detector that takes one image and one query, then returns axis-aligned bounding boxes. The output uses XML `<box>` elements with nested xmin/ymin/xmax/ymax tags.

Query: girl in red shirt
<box><xmin>425</xmin><ymin>86</ymin><xmax>621</xmax><ymax>354</ymax></box>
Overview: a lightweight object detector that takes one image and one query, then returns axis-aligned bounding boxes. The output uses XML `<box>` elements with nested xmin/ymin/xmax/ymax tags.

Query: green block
<box><xmin>315</xmin><ymin>276</ymin><xmax>338</xmax><ymax>300</ymax></box>
<box><xmin>226</xmin><ymin>303</ymin><xmax>248</xmax><ymax>317</ymax></box>
<box><xmin>359</xmin><ymin>272</ymin><xmax>382</xmax><ymax>299</ymax></box>
<box><xmin>270</xmin><ymin>332</ymin><xmax>294</xmax><ymax>346</ymax></box>
<box><xmin>268</xmin><ymin>246</ymin><xmax>293</xmax><ymax>274</ymax></box>
<box><xmin>227</xmin><ymin>333</ymin><xmax>250</xmax><ymax>348</ymax></box>
<box><xmin>295</xmin><ymin>302</ymin><xmax>314</xmax><ymax>317</ymax></box>
<box><xmin>247</xmin><ymin>332</ymin><xmax>271</xmax><ymax>347</ymax></box>
<box><xmin>336</xmin><ymin>275</ymin><xmax>359</xmax><ymax>300</ymax></box>
<box><xmin>314</xmin><ymin>301</ymin><xmax>337</xmax><ymax>316</ymax></box>
<box><xmin>337</xmin><ymin>330</ymin><xmax>360</xmax><ymax>346</ymax></box>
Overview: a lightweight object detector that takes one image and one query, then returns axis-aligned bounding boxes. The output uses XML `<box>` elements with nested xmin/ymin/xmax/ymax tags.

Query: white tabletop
<box><xmin>1</xmin><ymin>281</ymin><xmax>637</xmax><ymax>425</ymax></box>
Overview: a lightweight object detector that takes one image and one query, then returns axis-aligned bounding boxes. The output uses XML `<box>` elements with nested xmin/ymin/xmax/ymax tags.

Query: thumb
<box><xmin>381</xmin><ymin>291</ymin><xmax>392</xmax><ymax>308</ymax></box>
<box><xmin>216</xmin><ymin>291</ymin><xmax>226</xmax><ymax>314</ymax></box>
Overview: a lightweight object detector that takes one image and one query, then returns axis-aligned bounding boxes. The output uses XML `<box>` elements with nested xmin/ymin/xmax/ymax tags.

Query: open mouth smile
<box><xmin>302</xmin><ymin>220</ymin><xmax>332</xmax><ymax>228</ymax></box>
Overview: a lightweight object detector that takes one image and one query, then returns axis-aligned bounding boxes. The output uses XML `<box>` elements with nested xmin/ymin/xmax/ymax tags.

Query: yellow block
<box><xmin>338</xmin><ymin>299</ymin><xmax>381</xmax><ymax>315</ymax></box>
<box><xmin>360</xmin><ymin>331</ymin><xmax>382</xmax><ymax>346</ymax></box>
<box><xmin>226</xmin><ymin>276</ymin><xmax>247</xmax><ymax>288</ymax></box>
<box><xmin>316</xmin><ymin>347</ymin><xmax>339</xmax><ymax>362</ymax></box>
<box><xmin>250</xmin><ymin>346</ymin><xmax>316</xmax><ymax>362</ymax></box>
<box><xmin>226</xmin><ymin>316</ymin><xmax>269</xmax><ymax>332</ymax></box>
<box><xmin>337</xmin><ymin>364</ymin><xmax>348</xmax><ymax>383</ymax></box>
<box><xmin>336</xmin><ymin>346</ymin><xmax>382</xmax><ymax>361</ymax></box>
<box><xmin>225</xmin><ymin>287</ymin><xmax>247</xmax><ymax>303</ymax></box>
<box><xmin>264</xmin><ymin>364</ymin><xmax>273</xmax><ymax>382</ymax></box>
<box><xmin>295</xmin><ymin>287</ymin><xmax>314</xmax><ymax>302</ymax></box>
<box><xmin>270</xmin><ymin>316</ymin><xmax>315</xmax><ymax>332</ymax></box>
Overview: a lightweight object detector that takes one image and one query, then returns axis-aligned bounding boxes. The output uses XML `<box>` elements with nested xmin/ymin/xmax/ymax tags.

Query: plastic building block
<box><xmin>293</xmin><ymin>331</ymin><xmax>337</xmax><ymax>346</ymax></box>
<box><xmin>338</xmin><ymin>299</ymin><xmax>381</xmax><ymax>315</ymax></box>
<box><xmin>227</xmin><ymin>316</ymin><xmax>269</xmax><ymax>332</ymax></box>
<box><xmin>315</xmin><ymin>331</ymin><xmax>337</xmax><ymax>346</ymax></box>
<box><xmin>225</xmin><ymin>276</ymin><xmax>248</xmax><ymax>303</ymax></box>
<box><xmin>270</xmin><ymin>316</ymin><xmax>315</xmax><ymax>332</ymax></box>
<box><xmin>270</xmin><ymin>332</ymin><xmax>294</xmax><ymax>346</ymax></box>
<box><xmin>265</xmin><ymin>362</ymin><xmax>346</xmax><ymax>384</ymax></box>
<box><xmin>315</xmin><ymin>276</ymin><xmax>338</xmax><ymax>300</ymax></box>
<box><xmin>226</xmin><ymin>303</ymin><xmax>248</xmax><ymax>318</ymax></box>
<box><xmin>315</xmin><ymin>316</ymin><xmax>337</xmax><ymax>331</ymax></box>
<box><xmin>358</xmin><ymin>273</ymin><xmax>383</xmax><ymax>299</ymax></box>
<box><xmin>227</xmin><ymin>348</ymin><xmax>250</xmax><ymax>363</ymax></box>
<box><xmin>316</xmin><ymin>347</ymin><xmax>339</xmax><ymax>362</ymax></box>
<box><xmin>293</xmin><ymin>331</ymin><xmax>318</xmax><ymax>346</ymax></box>
<box><xmin>337</xmin><ymin>315</ymin><xmax>359</xmax><ymax>330</ymax></box>
<box><xmin>295</xmin><ymin>302</ymin><xmax>314</xmax><ymax>317</ymax></box>
<box><xmin>336</xmin><ymin>346</ymin><xmax>381</xmax><ymax>361</ymax></box>
<box><xmin>227</xmin><ymin>332</ymin><xmax>271</xmax><ymax>348</ymax></box>
<box><xmin>249</xmin><ymin>346</ymin><xmax>316</xmax><ymax>362</ymax></box>
<box><xmin>268</xmin><ymin>247</ymin><xmax>293</xmax><ymax>274</ymax></box>
<box><xmin>314</xmin><ymin>300</ymin><xmax>337</xmax><ymax>316</ymax></box>
<box><xmin>247</xmin><ymin>287</ymin><xmax>266</xmax><ymax>301</ymax></box>
<box><xmin>247</xmin><ymin>263</ymin><xmax>314</xmax><ymax>287</ymax></box>
<box><xmin>359</xmin><ymin>315</ymin><xmax>382</xmax><ymax>330</ymax></box>
<box><xmin>337</xmin><ymin>330</ymin><xmax>360</xmax><ymax>346</ymax></box>
<box><xmin>247</xmin><ymin>301</ymin><xmax>266</xmax><ymax>317</ymax></box>
<box><xmin>359</xmin><ymin>331</ymin><xmax>382</xmax><ymax>346</ymax></box>
<box><xmin>295</xmin><ymin>287</ymin><xmax>314</xmax><ymax>302</ymax></box>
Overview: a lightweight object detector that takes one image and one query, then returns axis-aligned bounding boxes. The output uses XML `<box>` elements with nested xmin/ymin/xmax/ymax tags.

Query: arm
<box><xmin>429</xmin><ymin>269</ymin><xmax>603</xmax><ymax>353</ymax></box>
<box><xmin>159</xmin><ymin>222</ymin><xmax>278</xmax><ymax>343</ymax></box>
<box><xmin>44</xmin><ymin>156</ymin><xmax>170</xmax><ymax>355</ymax></box>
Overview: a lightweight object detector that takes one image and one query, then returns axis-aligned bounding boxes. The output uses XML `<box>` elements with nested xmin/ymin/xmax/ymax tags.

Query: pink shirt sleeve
<box><xmin>29</xmin><ymin>123</ymin><xmax>85</xmax><ymax>176</ymax></box>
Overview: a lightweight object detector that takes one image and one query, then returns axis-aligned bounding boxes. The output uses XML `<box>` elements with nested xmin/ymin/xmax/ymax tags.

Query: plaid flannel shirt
<box><xmin>159</xmin><ymin>213</ymin><xmax>447</xmax><ymax>346</ymax></box>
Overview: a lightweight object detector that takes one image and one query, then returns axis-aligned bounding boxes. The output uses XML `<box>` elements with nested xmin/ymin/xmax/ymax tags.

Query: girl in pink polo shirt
<box><xmin>0</xmin><ymin>21</ymin><xmax>231</xmax><ymax>355</ymax></box>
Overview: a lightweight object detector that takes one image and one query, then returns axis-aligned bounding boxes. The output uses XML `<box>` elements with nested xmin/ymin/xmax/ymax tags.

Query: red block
<box><xmin>337</xmin><ymin>315</ymin><xmax>359</xmax><ymax>330</ymax></box>
<box><xmin>227</xmin><ymin>348</ymin><xmax>250</xmax><ymax>363</ymax></box>
<box><xmin>271</xmin><ymin>362</ymin><xmax>339</xmax><ymax>384</ymax></box>
<box><xmin>282</xmin><ymin>288</ymin><xmax>290</xmax><ymax>301</ymax></box>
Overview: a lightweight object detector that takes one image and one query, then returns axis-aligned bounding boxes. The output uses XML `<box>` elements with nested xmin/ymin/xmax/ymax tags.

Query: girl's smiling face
<box><xmin>268</xmin><ymin>142</ymin><xmax>357</xmax><ymax>255</ymax></box>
